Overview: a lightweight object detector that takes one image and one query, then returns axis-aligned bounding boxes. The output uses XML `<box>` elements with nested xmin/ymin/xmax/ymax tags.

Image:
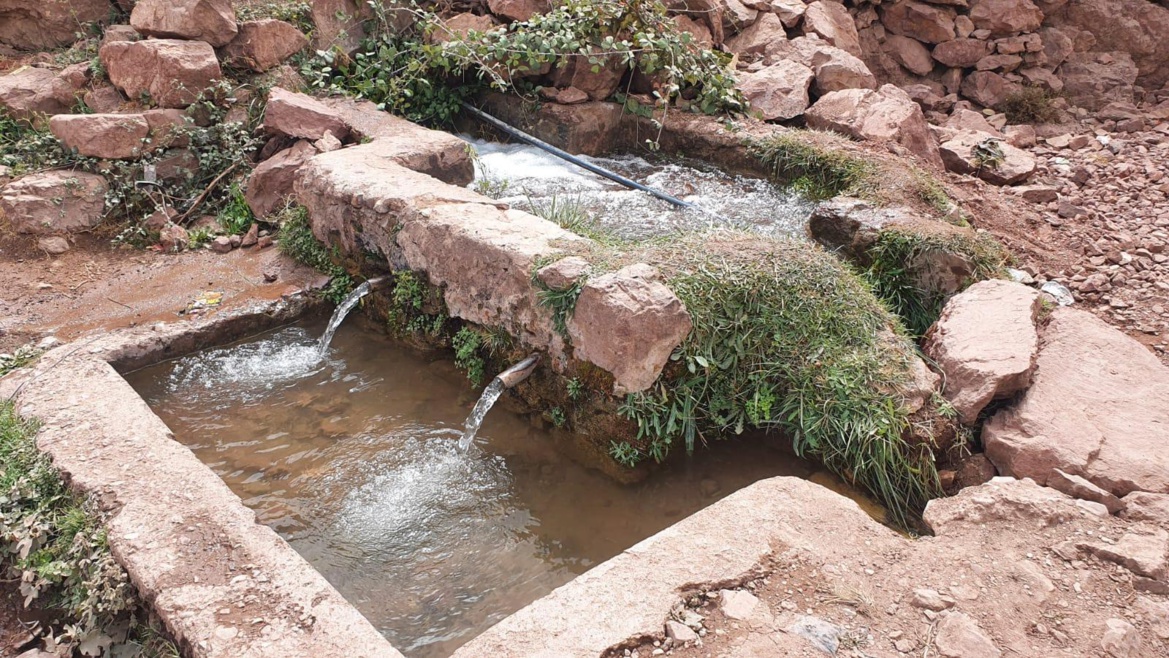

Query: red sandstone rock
<box><xmin>770</xmin><ymin>36</ymin><xmax>877</xmax><ymax>94</ymax></box>
<box><xmin>0</xmin><ymin>171</ymin><xmax>108</xmax><ymax>235</ymax></box>
<box><xmin>806</xmin><ymin>84</ymin><xmax>942</xmax><ymax>168</ymax></box>
<box><xmin>568</xmin><ymin>264</ymin><xmax>693</xmax><ymax>394</ymax></box>
<box><xmin>938</xmin><ymin>130</ymin><xmax>1037</xmax><ymax>185</ymax></box>
<box><xmin>737</xmin><ymin>59</ymin><xmax>814</xmax><ymax>121</ymax></box>
<box><xmin>100</xmin><ymin>39</ymin><xmax>222</xmax><ymax>108</ymax></box>
<box><xmin>771</xmin><ymin>0</ymin><xmax>807</xmax><ymax>26</ymax></box>
<box><xmin>885</xmin><ymin>34</ymin><xmax>935</xmax><ymax>76</ymax></box>
<box><xmin>536</xmin><ymin>257</ymin><xmax>590</xmax><ymax>291</ymax></box>
<box><xmin>934</xmin><ymin>612</ymin><xmax>1002</xmax><ymax>658</ymax></box>
<box><xmin>130</xmin><ymin>0</ymin><xmax>238</xmax><ymax>47</ymax></box>
<box><xmin>431</xmin><ymin>12</ymin><xmax>500</xmax><ymax>43</ymax></box>
<box><xmin>983</xmin><ymin>308</ymin><xmax>1169</xmax><ymax>497</ymax></box>
<box><xmin>0</xmin><ymin>67</ymin><xmax>83</xmax><ymax>122</ymax></box>
<box><xmin>1048</xmin><ymin>0</ymin><xmax>1169</xmax><ymax>89</ymax></box>
<box><xmin>49</xmin><ymin>113</ymin><xmax>150</xmax><ymax>160</ymax></box>
<box><xmin>924</xmin><ymin>280</ymin><xmax>1041</xmax><ymax>425</ymax></box>
<box><xmin>959</xmin><ymin>70</ymin><xmax>1018</xmax><ymax>109</ymax></box>
<box><xmin>880</xmin><ymin>1</ymin><xmax>957</xmax><ymax>44</ymax></box>
<box><xmin>931</xmin><ymin>38</ymin><xmax>990</xmax><ymax>68</ymax></box>
<box><xmin>222</xmin><ymin>19</ymin><xmax>309</xmax><ymax>72</ymax></box>
<box><xmin>263</xmin><ymin>87</ymin><xmax>350</xmax><ymax>141</ymax></box>
<box><xmin>671</xmin><ymin>15</ymin><xmax>714</xmax><ymax>48</ymax></box>
<box><xmin>0</xmin><ymin>0</ymin><xmax>111</xmax><ymax>50</ymax></box>
<box><xmin>246</xmin><ymin>141</ymin><xmax>316</xmax><ymax>218</ymax></box>
<box><xmin>725</xmin><ymin>12</ymin><xmax>787</xmax><ymax>57</ymax></box>
<box><xmin>802</xmin><ymin>1</ymin><xmax>862</xmax><ymax>57</ymax></box>
<box><xmin>310</xmin><ymin>0</ymin><xmax>374</xmax><ymax>52</ymax></box>
<box><xmin>1057</xmin><ymin>52</ymin><xmax>1138</xmax><ymax>112</ymax></box>
<box><xmin>487</xmin><ymin>0</ymin><xmax>549</xmax><ymax>22</ymax></box>
<box><xmin>968</xmin><ymin>0</ymin><xmax>1043</xmax><ymax>37</ymax></box>
<box><xmin>83</xmin><ymin>86</ymin><xmax>125</xmax><ymax>114</ymax></box>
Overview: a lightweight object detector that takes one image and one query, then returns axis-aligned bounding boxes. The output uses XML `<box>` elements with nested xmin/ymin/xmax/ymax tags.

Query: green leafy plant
<box><xmin>971</xmin><ymin>137</ymin><xmax>1006</xmax><ymax>171</ymax></box>
<box><xmin>452</xmin><ymin>327</ymin><xmax>486</xmax><ymax>386</ymax></box>
<box><xmin>609</xmin><ymin>440</ymin><xmax>640</xmax><ymax>467</ymax></box>
<box><xmin>548</xmin><ymin>407</ymin><xmax>567</xmax><ymax>427</ymax></box>
<box><xmin>236</xmin><ymin>0</ymin><xmax>315</xmax><ymax>34</ymax></box>
<box><xmin>0</xmin><ymin>344</ymin><xmax>44</xmax><ymax>377</ymax></box>
<box><xmin>387</xmin><ymin>269</ymin><xmax>449</xmax><ymax>336</ymax></box>
<box><xmin>216</xmin><ymin>182</ymin><xmax>254</xmax><ymax>236</ymax></box>
<box><xmin>0</xmin><ymin>402</ymin><xmax>178</xmax><ymax>657</ymax></box>
<box><xmin>750</xmin><ymin>133</ymin><xmax>877</xmax><ymax>200</ymax></box>
<box><xmin>566</xmin><ymin>377</ymin><xmax>585</xmax><ymax>401</ymax></box>
<box><xmin>276</xmin><ymin>205</ymin><xmax>354</xmax><ymax>304</ymax></box>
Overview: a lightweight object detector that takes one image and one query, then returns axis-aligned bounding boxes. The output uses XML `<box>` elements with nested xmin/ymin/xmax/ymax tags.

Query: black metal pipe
<box><xmin>460</xmin><ymin>101</ymin><xmax>694</xmax><ymax>209</ymax></box>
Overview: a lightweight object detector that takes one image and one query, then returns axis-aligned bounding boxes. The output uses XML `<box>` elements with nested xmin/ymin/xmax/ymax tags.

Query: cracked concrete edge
<box><xmin>449</xmin><ymin>476</ymin><xmax>906</xmax><ymax>658</ymax></box>
<box><xmin>1</xmin><ymin>292</ymin><xmax>406</xmax><ymax>658</ymax></box>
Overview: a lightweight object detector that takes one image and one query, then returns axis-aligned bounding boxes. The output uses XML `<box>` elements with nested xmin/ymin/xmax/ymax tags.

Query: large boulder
<box><xmin>725</xmin><ymin>12</ymin><xmax>787</xmax><ymax>58</ymax></box>
<box><xmin>884</xmin><ymin>34</ymin><xmax>935</xmax><ymax>76</ymax></box>
<box><xmin>968</xmin><ymin>0</ymin><xmax>1044</xmax><ymax>37</ymax></box>
<box><xmin>310</xmin><ymin>0</ymin><xmax>372</xmax><ymax>52</ymax></box>
<box><xmin>567</xmin><ymin>264</ymin><xmax>693</xmax><ymax>395</ymax></box>
<box><xmin>738</xmin><ymin>60</ymin><xmax>814</xmax><ymax>121</ymax></box>
<box><xmin>880</xmin><ymin>1</ymin><xmax>957</xmax><ymax>44</ymax></box>
<box><xmin>100</xmin><ymin>40</ymin><xmax>222</xmax><ymax>108</ymax></box>
<box><xmin>932</xmin><ymin>38</ymin><xmax>990</xmax><ymax>68</ymax></box>
<box><xmin>983</xmin><ymin>308</ymin><xmax>1169</xmax><ymax>497</ymax></box>
<box><xmin>0</xmin><ymin>67</ymin><xmax>83</xmax><ymax>122</ymax></box>
<box><xmin>130</xmin><ymin>0</ymin><xmax>238</xmax><ymax>47</ymax></box>
<box><xmin>801</xmin><ymin>1</ymin><xmax>862</xmax><ymax>57</ymax></box>
<box><xmin>1047</xmin><ymin>0</ymin><xmax>1169</xmax><ymax>89</ymax></box>
<box><xmin>487</xmin><ymin>0</ymin><xmax>549</xmax><ymax>22</ymax></box>
<box><xmin>959</xmin><ymin>71</ymin><xmax>1019</xmax><ymax>109</ymax></box>
<box><xmin>0</xmin><ymin>171</ymin><xmax>108</xmax><ymax>235</ymax></box>
<box><xmin>49</xmin><ymin>113</ymin><xmax>150</xmax><ymax>160</ymax></box>
<box><xmin>0</xmin><ymin>0</ymin><xmax>111</xmax><ymax>50</ymax></box>
<box><xmin>246</xmin><ymin>141</ymin><xmax>316</xmax><ymax>218</ymax></box>
<box><xmin>1057</xmin><ymin>52</ymin><xmax>1139</xmax><ymax>112</ymax></box>
<box><xmin>263</xmin><ymin>88</ymin><xmax>350</xmax><ymax>142</ymax></box>
<box><xmin>222</xmin><ymin>20</ymin><xmax>309</xmax><ymax>72</ymax></box>
<box><xmin>550</xmin><ymin>50</ymin><xmax>627</xmax><ymax>102</ymax></box>
<box><xmin>805</xmin><ymin>84</ymin><xmax>942</xmax><ymax>169</ymax></box>
<box><xmin>938</xmin><ymin>130</ymin><xmax>1036</xmax><ymax>185</ymax></box>
<box><xmin>771</xmin><ymin>36</ymin><xmax>877</xmax><ymax>94</ymax></box>
<box><xmin>923</xmin><ymin>280</ymin><xmax>1041</xmax><ymax>425</ymax></box>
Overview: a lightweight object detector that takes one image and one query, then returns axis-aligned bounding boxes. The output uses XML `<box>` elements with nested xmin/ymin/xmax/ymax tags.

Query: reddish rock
<box><xmin>568</xmin><ymin>264</ymin><xmax>693</xmax><ymax>394</ymax></box>
<box><xmin>487</xmin><ymin>0</ymin><xmax>549</xmax><ymax>22</ymax></box>
<box><xmin>130</xmin><ymin>0</ymin><xmax>238</xmax><ymax>47</ymax></box>
<box><xmin>770</xmin><ymin>37</ymin><xmax>877</xmax><ymax>94</ymax></box>
<box><xmin>552</xmin><ymin>50</ymin><xmax>627</xmax><ymax>102</ymax></box>
<box><xmin>142</xmin><ymin>109</ymin><xmax>190</xmax><ymax>150</ymax></box>
<box><xmin>431</xmin><ymin>12</ymin><xmax>500</xmax><ymax>43</ymax></box>
<box><xmin>738</xmin><ymin>59</ymin><xmax>814</xmax><ymax>121</ymax></box>
<box><xmin>38</xmin><ymin>235</ymin><xmax>70</xmax><ymax>255</ymax></box>
<box><xmin>983</xmin><ymin>308</ymin><xmax>1169</xmax><ymax>497</ymax></box>
<box><xmin>924</xmin><ymin>280</ymin><xmax>1040</xmax><ymax>425</ymax></box>
<box><xmin>805</xmin><ymin>84</ymin><xmax>943</xmax><ymax>169</ymax></box>
<box><xmin>310</xmin><ymin>0</ymin><xmax>373</xmax><ymax>52</ymax></box>
<box><xmin>246</xmin><ymin>141</ymin><xmax>316</xmax><ymax>218</ymax></box>
<box><xmin>0</xmin><ymin>0</ymin><xmax>111</xmax><ymax>50</ymax></box>
<box><xmin>49</xmin><ymin>113</ymin><xmax>150</xmax><ymax>160</ymax></box>
<box><xmin>954</xmin><ymin>453</ymin><xmax>997</xmax><ymax>489</ymax></box>
<box><xmin>771</xmin><ymin>0</ymin><xmax>807</xmax><ymax>27</ymax></box>
<box><xmin>939</xmin><ymin>130</ymin><xmax>1036</xmax><ymax>185</ymax></box>
<box><xmin>101</xmin><ymin>24</ymin><xmax>139</xmax><ymax>48</ymax></box>
<box><xmin>263</xmin><ymin>87</ymin><xmax>350</xmax><ymax>141</ymax></box>
<box><xmin>671</xmin><ymin>15</ymin><xmax>714</xmax><ymax>48</ymax></box>
<box><xmin>1040</xmin><ymin>27</ymin><xmax>1073</xmax><ymax>70</ymax></box>
<box><xmin>726</xmin><ymin>12</ymin><xmax>787</xmax><ymax>57</ymax></box>
<box><xmin>880</xmin><ymin>1</ymin><xmax>957</xmax><ymax>44</ymax></box>
<box><xmin>1049</xmin><ymin>469</ymin><xmax>1125</xmax><ymax>514</ymax></box>
<box><xmin>976</xmin><ymin>54</ymin><xmax>1023</xmax><ymax>72</ymax></box>
<box><xmin>934</xmin><ymin>612</ymin><xmax>1002</xmax><ymax>658</ymax></box>
<box><xmin>222</xmin><ymin>20</ymin><xmax>309</xmax><ymax>72</ymax></box>
<box><xmin>1057</xmin><ymin>52</ymin><xmax>1138</xmax><ymax>112</ymax></box>
<box><xmin>802</xmin><ymin>1</ymin><xmax>862</xmax><ymax>57</ymax></box>
<box><xmin>536</xmin><ymin>256</ymin><xmax>591</xmax><ymax>291</ymax></box>
<box><xmin>959</xmin><ymin>70</ymin><xmax>1018</xmax><ymax>109</ymax></box>
<box><xmin>1049</xmin><ymin>0</ymin><xmax>1169</xmax><ymax>89</ymax></box>
<box><xmin>1121</xmin><ymin>492</ymin><xmax>1169</xmax><ymax>525</ymax></box>
<box><xmin>157</xmin><ymin>222</ymin><xmax>189</xmax><ymax>252</ymax></box>
<box><xmin>968</xmin><ymin>0</ymin><xmax>1043</xmax><ymax>37</ymax></box>
<box><xmin>100</xmin><ymin>39</ymin><xmax>222</xmax><ymax>108</ymax></box>
<box><xmin>885</xmin><ymin>34</ymin><xmax>935</xmax><ymax>76</ymax></box>
<box><xmin>0</xmin><ymin>67</ymin><xmax>82</xmax><ymax>122</ymax></box>
<box><xmin>0</xmin><ymin>171</ymin><xmax>108</xmax><ymax>235</ymax></box>
<box><xmin>945</xmin><ymin>108</ymin><xmax>999</xmax><ymax>135</ymax></box>
<box><xmin>83</xmin><ymin>86</ymin><xmax>125</xmax><ymax>114</ymax></box>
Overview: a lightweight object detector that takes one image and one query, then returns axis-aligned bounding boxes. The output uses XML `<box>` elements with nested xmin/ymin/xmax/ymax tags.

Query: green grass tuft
<box><xmin>750</xmin><ymin>133</ymin><xmax>878</xmax><ymax>201</ymax></box>
<box><xmin>276</xmin><ymin>205</ymin><xmax>353</xmax><ymax>304</ymax></box>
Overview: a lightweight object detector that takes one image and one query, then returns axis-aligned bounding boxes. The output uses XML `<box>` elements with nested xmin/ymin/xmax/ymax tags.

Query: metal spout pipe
<box><xmin>496</xmin><ymin>354</ymin><xmax>540</xmax><ymax>388</ymax></box>
<box><xmin>367</xmin><ymin>275</ymin><xmax>393</xmax><ymax>291</ymax></box>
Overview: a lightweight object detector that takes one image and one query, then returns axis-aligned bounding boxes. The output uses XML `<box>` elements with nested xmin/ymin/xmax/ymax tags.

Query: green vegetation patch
<box><xmin>863</xmin><ymin>229</ymin><xmax>1007</xmax><ymax>337</ymax></box>
<box><xmin>564</xmin><ymin>233</ymin><xmax>942</xmax><ymax>526</ymax></box>
<box><xmin>276</xmin><ymin>205</ymin><xmax>354</xmax><ymax>303</ymax></box>
<box><xmin>1000</xmin><ymin>86</ymin><xmax>1061</xmax><ymax>125</ymax></box>
<box><xmin>750</xmin><ymin>132</ymin><xmax>878</xmax><ymax>201</ymax></box>
<box><xmin>0</xmin><ymin>402</ymin><xmax>177</xmax><ymax>657</ymax></box>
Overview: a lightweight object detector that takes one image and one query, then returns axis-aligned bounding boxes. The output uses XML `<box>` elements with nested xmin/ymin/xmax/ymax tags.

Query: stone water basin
<box><xmin>126</xmin><ymin>320</ymin><xmax>850</xmax><ymax>657</ymax></box>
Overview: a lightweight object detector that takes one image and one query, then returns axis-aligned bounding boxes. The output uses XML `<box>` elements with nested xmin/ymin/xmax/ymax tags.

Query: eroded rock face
<box><xmin>568</xmin><ymin>264</ymin><xmax>693</xmax><ymax>394</ymax></box>
<box><xmin>0</xmin><ymin>67</ymin><xmax>83</xmax><ymax>122</ymax></box>
<box><xmin>1057</xmin><ymin>52</ymin><xmax>1139</xmax><ymax>112</ymax></box>
<box><xmin>880</xmin><ymin>1</ymin><xmax>957</xmax><ymax>44</ymax></box>
<box><xmin>938</xmin><ymin>130</ymin><xmax>1036</xmax><ymax>185</ymax></box>
<box><xmin>100</xmin><ymin>39</ymin><xmax>221</xmax><ymax>108</ymax></box>
<box><xmin>246</xmin><ymin>141</ymin><xmax>316</xmax><ymax>218</ymax></box>
<box><xmin>924</xmin><ymin>280</ymin><xmax>1040</xmax><ymax>425</ymax></box>
<box><xmin>934</xmin><ymin>612</ymin><xmax>1002</xmax><ymax>658</ymax></box>
<box><xmin>222</xmin><ymin>20</ymin><xmax>309</xmax><ymax>72</ymax></box>
<box><xmin>923</xmin><ymin>477</ymin><xmax>1080</xmax><ymax>533</ymax></box>
<box><xmin>311</xmin><ymin>0</ymin><xmax>373</xmax><ymax>51</ymax></box>
<box><xmin>1048</xmin><ymin>0</ymin><xmax>1169</xmax><ymax>88</ymax></box>
<box><xmin>737</xmin><ymin>60</ymin><xmax>814</xmax><ymax>121</ymax></box>
<box><xmin>932</xmin><ymin>38</ymin><xmax>990</xmax><ymax>68</ymax></box>
<box><xmin>968</xmin><ymin>0</ymin><xmax>1043</xmax><ymax>37</ymax></box>
<box><xmin>959</xmin><ymin>70</ymin><xmax>1018</xmax><ymax>109</ymax></box>
<box><xmin>263</xmin><ymin>87</ymin><xmax>350</xmax><ymax>142</ymax></box>
<box><xmin>130</xmin><ymin>0</ymin><xmax>238</xmax><ymax>47</ymax></box>
<box><xmin>0</xmin><ymin>171</ymin><xmax>108</xmax><ymax>235</ymax></box>
<box><xmin>983</xmin><ymin>308</ymin><xmax>1169</xmax><ymax>497</ymax></box>
<box><xmin>805</xmin><ymin>84</ymin><xmax>942</xmax><ymax>168</ymax></box>
<box><xmin>802</xmin><ymin>1</ymin><xmax>862</xmax><ymax>57</ymax></box>
<box><xmin>885</xmin><ymin>34</ymin><xmax>934</xmax><ymax>76</ymax></box>
<box><xmin>0</xmin><ymin>0</ymin><xmax>111</xmax><ymax>50</ymax></box>
<box><xmin>49</xmin><ymin>113</ymin><xmax>150</xmax><ymax>160</ymax></box>
<box><xmin>771</xmin><ymin>36</ymin><xmax>877</xmax><ymax>94</ymax></box>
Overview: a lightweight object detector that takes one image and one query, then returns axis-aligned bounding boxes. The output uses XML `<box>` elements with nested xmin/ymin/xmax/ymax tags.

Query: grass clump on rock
<box><xmin>598</xmin><ymin>233</ymin><xmax>941</xmax><ymax>526</ymax></box>
<box><xmin>0</xmin><ymin>402</ymin><xmax>177</xmax><ymax>657</ymax></box>
<box><xmin>750</xmin><ymin>132</ymin><xmax>878</xmax><ymax>200</ymax></box>
<box><xmin>276</xmin><ymin>205</ymin><xmax>354</xmax><ymax>303</ymax></box>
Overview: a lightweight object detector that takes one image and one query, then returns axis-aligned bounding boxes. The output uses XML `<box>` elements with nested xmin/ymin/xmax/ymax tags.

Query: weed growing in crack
<box><xmin>276</xmin><ymin>205</ymin><xmax>354</xmax><ymax>304</ymax></box>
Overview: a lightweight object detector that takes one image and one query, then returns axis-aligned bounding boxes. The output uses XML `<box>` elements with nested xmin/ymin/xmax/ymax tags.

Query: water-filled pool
<box><xmin>127</xmin><ymin>321</ymin><xmax>835</xmax><ymax>657</ymax></box>
<box><xmin>466</xmin><ymin>138</ymin><xmax>815</xmax><ymax>241</ymax></box>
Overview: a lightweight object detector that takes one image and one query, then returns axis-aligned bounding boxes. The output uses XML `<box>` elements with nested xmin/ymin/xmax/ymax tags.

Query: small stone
<box><xmin>1100</xmin><ymin>618</ymin><xmax>1143</xmax><ymax>657</ymax></box>
<box><xmin>934</xmin><ymin>612</ymin><xmax>1001</xmax><ymax>658</ymax></box>
<box><xmin>719</xmin><ymin>589</ymin><xmax>759</xmax><ymax>621</ymax></box>
<box><xmin>665</xmin><ymin>620</ymin><xmax>698</xmax><ymax>643</ymax></box>
<box><xmin>241</xmin><ymin>223</ymin><xmax>259</xmax><ymax>248</ymax></box>
<box><xmin>257</xmin><ymin>235</ymin><xmax>274</xmax><ymax>249</ymax></box>
<box><xmin>37</xmin><ymin>236</ymin><xmax>70</xmax><ymax>255</ymax></box>
<box><xmin>910</xmin><ymin>588</ymin><xmax>955</xmax><ymax>611</ymax></box>
<box><xmin>211</xmin><ymin>235</ymin><xmax>233</xmax><ymax>253</ymax></box>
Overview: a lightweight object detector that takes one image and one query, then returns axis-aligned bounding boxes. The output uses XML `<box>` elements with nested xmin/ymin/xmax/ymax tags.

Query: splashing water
<box><xmin>319</xmin><ymin>280</ymin><xmax>373</xmax><ymax>356</ymax></box>
<box><xmin>459</xmin><ymin>378</ymin><xmax>505</xmax><ymax>451</ymax></box>
<box><xmin>465</xmin><ymin>137</ymin><xmax>815</xmax><ymax>240</ymax></box>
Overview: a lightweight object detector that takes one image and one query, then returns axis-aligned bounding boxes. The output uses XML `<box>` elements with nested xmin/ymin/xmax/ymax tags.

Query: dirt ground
<box><xmin>0</xmin><ymin>235</ymin><xmax>322</xmax><ymax>353</ymax></box>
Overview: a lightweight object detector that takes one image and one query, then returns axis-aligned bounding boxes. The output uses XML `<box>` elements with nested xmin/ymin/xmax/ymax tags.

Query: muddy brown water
<box><xmin>126</xmin><ymin>320</ymin><xmax>866</xmax><ymax>657</ymax></box>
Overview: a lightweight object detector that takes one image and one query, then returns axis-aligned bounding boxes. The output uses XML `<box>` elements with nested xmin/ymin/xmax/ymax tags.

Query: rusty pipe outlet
<box><xmin>496</xmin><ymin>354</ymin><xmax>540</xmax><ymax>389</ymax></box>
<box><xmin>367</xmin><ymin>275</ymin><xmax>394</xmax><ymax>291</ymax></box>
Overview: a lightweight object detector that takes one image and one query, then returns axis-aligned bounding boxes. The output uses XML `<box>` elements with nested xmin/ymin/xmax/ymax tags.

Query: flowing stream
<box><xmin>465</xmin><ymin>137</ymin><xmax>816</xmax><ymax>240</ymax></box>
<box><xmin>458</xmin><ymin>378</ymin><xmax>505</xmax><ymax>451</ymax></box>
<box><xmin>318</xmin><ymin>279</ymin><xmax>374</xmax><ymax>356</ymax></box>
<box><xmin>126</xmin><ymin>321</ymin><xmax>871</xmax><ymax>657</ymax></box>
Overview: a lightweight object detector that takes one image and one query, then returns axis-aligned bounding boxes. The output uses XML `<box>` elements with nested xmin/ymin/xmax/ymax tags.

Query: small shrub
<box><xmin>387</xmin><ymin>270</ymin><xmax>449</xmax><ymax>336</ymax></box>
<box><xmin>1000</xmin><ymin>86</ymin><xmax>1060</xmax><ymax>125</ymax></box>
<box><xmin>0</xmin><ymin>344</ymin><xmax>44</xmax><ymax>377</ymax></box>
<box><xmin>236</xmin><ymin>0</ymin><xmax>315</xmax><ymax>35</ymax></box>
<box><xmin>750</xmin><ymin>133</ymin><xmax>877</xmax><ymax>200</ymax></box>
<box><xmin>216</xmin><ymin>182</ymin><xmax>254</xmax><ymax>236</ymax></box>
